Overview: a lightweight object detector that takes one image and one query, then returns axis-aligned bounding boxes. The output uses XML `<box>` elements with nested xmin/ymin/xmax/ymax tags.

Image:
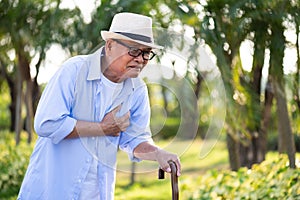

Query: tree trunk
<box><xmin>179</xmin><ymin>77</ymin><xmax>199</xmax><ymax>139</ymax></box>
<box><xmin>194</xmin><ymin>69</ymin><xmax>203</xmax><ymax>99</ymax></box>
<box><xmin>269</xmin><ymin>20</ymin><xmax>296</xmax><ymax>168</ymax></box>
<box><xmin>129</xmin><ymin>162</ymin><xmax>136</xmax><ymax>185</ymax></box>
<box><xmin>24</xmin><ymin>79</ymin><xmax>34</xmax><ymax>143</ymax></box>
<box><xmin>217</xmin><ymin>53</ymin><xmax>241</xmax><ymax>170</ymax></box>
<box><xmin>239</xmin><ymin>141</ymin><xmax>251</xmax><ymax>168</ymax></box>
<box><xmin>239</xmin><ymin>21</ymin><xmax>268</xmax><ymax>167</ymax></box>
<box><xmin>226</xmin><ymin>132</ymin><xmax>240</xmax><ymax>171</ymax></box>
<box><xmin>273</xmin><ymin>79</ymin><xmax>296</xmax><ymax>168</ymax></box>
<box><xmin>32</xmin><ymin>76</ymin><xmax>40</xmax><ymax>115</ymax></box>
<box><xmin>16</xmin><ymin>49</ymin><xmax>33</xmax><ymax>144</ymax></box>
<box><xmin>259</xmin><ymin>79</ymin><xmax>274</xmax><ymax>161</ymax></box>
<box><xmin>32</xmin><ymin>51</ymin><xmax>44</xmax><ymax>114</ymax></box>
<box><xmin>15</xmin><ymin>67</ymin><xmax>23</xmax><ymax>145</ymax></box>
<box><xmin>251</xmin><ymin>27</ymin><xmax>265</xmax><ymax>164</ymax></box>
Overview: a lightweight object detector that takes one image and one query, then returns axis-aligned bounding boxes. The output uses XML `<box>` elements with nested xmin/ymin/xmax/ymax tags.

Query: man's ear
<box><xmin>105</xmin><ymin>39</ymin><xmax>113</xmax><ymax>55</ymax></box>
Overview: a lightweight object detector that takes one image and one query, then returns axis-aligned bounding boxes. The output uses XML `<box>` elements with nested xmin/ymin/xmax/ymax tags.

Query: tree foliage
<box><xmin>0</xmin><ymin>0</ymin><xmax>82</xmax><ymax>143</ymax></box>
<box><xmin>200</xmin><ymin>0</ymin><xmax>299</xmax><ymax>169</ymax></box>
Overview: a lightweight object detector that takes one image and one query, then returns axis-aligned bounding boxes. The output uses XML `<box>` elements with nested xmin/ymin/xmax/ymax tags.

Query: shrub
<box><xmin>184</xmin><ymin>155</ymin><xmax>300</xmax><ymax>200</ymax></box>
<box><xmin>0</xmin><ymin>132</ymin><xmax>33</xmax><ymax>199</ymax></box>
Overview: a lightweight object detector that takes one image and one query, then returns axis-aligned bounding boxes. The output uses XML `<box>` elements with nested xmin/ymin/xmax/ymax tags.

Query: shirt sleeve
<box><xmin>119</xmin><ymin>84</ymin><xmax>154</xmax><ymax>162</ymax></box>
<box><xmin>34</xmin><ymin>59</ymin><xmax>79</xmax><ymax>144</ymax></box>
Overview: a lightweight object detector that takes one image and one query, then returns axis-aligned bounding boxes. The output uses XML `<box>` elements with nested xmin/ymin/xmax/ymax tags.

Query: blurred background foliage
<box><xmin>0</xmin><ymin>0</ymin><xmax>300</xmax><ymax>199</ymax></box>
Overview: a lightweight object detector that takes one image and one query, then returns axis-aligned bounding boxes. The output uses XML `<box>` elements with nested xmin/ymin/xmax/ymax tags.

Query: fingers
<box><xmin>111</xmin><ymin>105</ymin><xmax>130</xmax><ymax>120</ymax></box>
<box><xmin>100</xmin><ymin>105</ymin><xmax>130</xmax><ymax>136</ymax></box>
<box><xmin>111</xmin><ymin>105</ymin><xmax>122</xmax><ymax>114</ymax></box>
<box><xmin>117</xmin><ymin>110</ymin><xmax>130</xmax><ymax>121</ymax></box>
<box><xmin>163</xmin><ymin>159</ymin><xmax>181</xmax><ymax>176</ymax></box>
<box><xmin>157</xmin><ymin>150</ymin><xmax>181</xmax><ymax>176</ymax></box>
<box><xmin>114</xmin><ymin>109</ymin><xmax>130</xmax><ymax>132</ymax></box>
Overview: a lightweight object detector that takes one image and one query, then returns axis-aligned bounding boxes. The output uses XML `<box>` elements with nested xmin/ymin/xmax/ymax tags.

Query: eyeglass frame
<box><xmin>112</xmin><ymin>39</ymin><xmax>156</xmax><ymax>60</ymax></box>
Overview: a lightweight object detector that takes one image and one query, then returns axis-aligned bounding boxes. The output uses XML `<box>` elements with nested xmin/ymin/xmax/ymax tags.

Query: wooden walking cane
<box><xmin>158</xmin><ymin>160</ymin><xmax>179</xmax><ymax>200</ymax></box>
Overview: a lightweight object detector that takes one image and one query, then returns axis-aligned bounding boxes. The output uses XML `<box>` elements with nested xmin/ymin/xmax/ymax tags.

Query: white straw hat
<box><xmin>101</xmin><ymin>12</ymin><xmax>163</xmax><ymax>49</ymax></box>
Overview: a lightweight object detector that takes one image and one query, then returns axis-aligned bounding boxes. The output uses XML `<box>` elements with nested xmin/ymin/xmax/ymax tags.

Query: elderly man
<box><xmin>18</xmin><ymin>12</ymin><xmax>181</xmax><ymax>200</ymax></box>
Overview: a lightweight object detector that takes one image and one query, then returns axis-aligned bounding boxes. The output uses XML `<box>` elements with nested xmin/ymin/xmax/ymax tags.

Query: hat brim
<box><xmin>101</xmin><ymin>31</ymin><xmax>163</xmax><ymax>49</ymax></box>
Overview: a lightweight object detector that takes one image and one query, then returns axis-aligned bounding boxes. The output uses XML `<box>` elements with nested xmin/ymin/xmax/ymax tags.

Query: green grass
<box><xmin>115</xmin><ymin>138</ymin><xmax>229</xmax><ymax>200</ymax></box>
<box><xmin>114</xmin><ymin>139</ymin><xmax>300</xmax><ymax>200</ymax></box>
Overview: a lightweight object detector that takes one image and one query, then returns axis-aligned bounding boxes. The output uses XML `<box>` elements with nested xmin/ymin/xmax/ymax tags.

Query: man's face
<box><xmin>105</xmin><ymin>39</ymin><xmax>154</xmax><ymax>82</ymax></box>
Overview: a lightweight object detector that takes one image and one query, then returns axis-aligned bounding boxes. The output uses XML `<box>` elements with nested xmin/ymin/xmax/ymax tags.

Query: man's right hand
<box><xmin>99</xmin><ymin>105</ymin><xmax>130</xmax><ymax>136</ymax></box>
<box><xmin>66</xmin><ymin>105</ymin><xmax>130</xmax><ymax>139</ymax></box>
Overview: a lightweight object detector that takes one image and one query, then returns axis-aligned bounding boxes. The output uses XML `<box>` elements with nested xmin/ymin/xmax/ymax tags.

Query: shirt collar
<box><xmin>87</xmin><ymin>47</ymin><xmax>103</xmax><ymax>81</ymax></box>
<box><xmin>86</xmin><ymin>46</ymin><xmax>135</xmax><ymax>92</ymax></box>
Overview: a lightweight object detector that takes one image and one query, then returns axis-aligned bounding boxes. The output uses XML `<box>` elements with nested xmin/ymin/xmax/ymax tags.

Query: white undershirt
<box><xmin>100</xmin><ymin>73</ymin><xmax>123</xmax><ymax>113</ymax></box>
<box><xmin>78</xmin><ymin>74</ymin><xmax>123</xmax><ymax>200</ymax></box>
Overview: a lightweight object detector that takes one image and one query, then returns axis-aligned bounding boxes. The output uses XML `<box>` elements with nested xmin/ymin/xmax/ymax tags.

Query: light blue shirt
<box><xmin>18</xmin><ymin>47</ymin><xmax>153</xmax><ymax>200</ymax></box>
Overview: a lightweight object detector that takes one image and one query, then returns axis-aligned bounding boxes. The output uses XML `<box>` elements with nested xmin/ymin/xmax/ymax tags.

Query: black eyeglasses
<box><xmin>113</xmin><ymin>39</ymin><xmax>156</xmax><ymax>60</ymax></box>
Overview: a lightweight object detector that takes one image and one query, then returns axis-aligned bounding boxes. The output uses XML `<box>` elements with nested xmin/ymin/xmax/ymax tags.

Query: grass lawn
<box><xmin>114</xmin><ymin>139</ymin><xmax>300</xmax><ymax>200</ymax></box>
<box><xmin>114</xmin><ymin>138</ymin><xmax>229</xmax><ymax>200</ymax></box>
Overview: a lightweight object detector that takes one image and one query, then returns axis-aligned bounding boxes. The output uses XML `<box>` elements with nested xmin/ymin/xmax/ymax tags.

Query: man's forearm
<box><xmin>134</xmin><ymin>141</ymin><xmax>181</xmax><ymax>176</ymax></box>
<box><xmin>133</xmin><ymin>142</ymin><xmax>160</xmax><ymax>161</ymax></box>
<box><xmin>65</xmin><ymin>106</ymin><xmax>130</xmax><ymax>139</ymax></box>
<box><xmin>65</xmin><ymin>120</ymin><xmax>104</xmax><ymax>139</ymax></box>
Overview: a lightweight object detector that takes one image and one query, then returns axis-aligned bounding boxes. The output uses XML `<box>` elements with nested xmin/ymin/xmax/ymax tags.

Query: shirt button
<box><xmin>78</xmin><ymin>179</ymin><xmax>82</xmax><ymax>183</ymax></box>
<box><xmin>92</xmin><ymin>137</ymin><xmax>95</xmax><ymax>140</ymax></box>
<box><xmin>86</xmin><ymin>158</ymin><xmax>90</xmax><ymax>163</ymax></box>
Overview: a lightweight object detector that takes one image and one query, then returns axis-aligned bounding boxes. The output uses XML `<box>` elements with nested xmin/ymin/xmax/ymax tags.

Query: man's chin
<box><xmin>129</xmin><ymin>73</ymin><xmax>139</xmax><ymax>78</ymax></box>
<box><xmin>127</xmin><ymin>69</ymin><xmax>141</xmax><ymax>78</ymax></box>
<box><xmin>121</xmin><ymin>72</ymin><xmax>140</xmax><ymax>81</ymax></box>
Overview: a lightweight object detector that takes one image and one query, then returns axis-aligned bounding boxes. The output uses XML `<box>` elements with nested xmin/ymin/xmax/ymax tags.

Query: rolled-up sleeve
<box><xmin>34</xmin><ymin>60</ymin><xmax>79</xmax><ymax>144</ymax></box>
<box><xmin>119</xmin><ymin>85</ymin><xmax>154</xmax><ymax>162</ymax></box>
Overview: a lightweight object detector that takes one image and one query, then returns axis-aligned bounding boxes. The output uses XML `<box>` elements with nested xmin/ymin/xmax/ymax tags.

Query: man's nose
<box><xmin>133</xmin><ymin>54</ymin><xmax>145</xmax><ymax>63</ymax></box>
